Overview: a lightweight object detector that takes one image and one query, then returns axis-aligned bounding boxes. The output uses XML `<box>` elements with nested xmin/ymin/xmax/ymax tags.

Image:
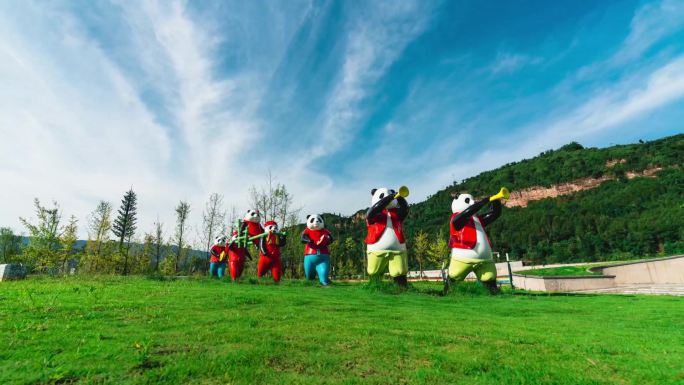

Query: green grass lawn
<box><xmin>520</xmin><ymin>265</ymin><xmax>602</xmax><ymax>277</ymax></box>
<box><xmin>1</xmin><ymin>276</ymin><xmax>683</xmax><ymax>385</ymax></box>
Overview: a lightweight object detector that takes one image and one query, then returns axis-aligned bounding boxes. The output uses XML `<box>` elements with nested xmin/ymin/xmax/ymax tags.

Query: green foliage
<box><xmin>19</xmin><ymin>199</ymin><xmax>63</xmax><ymax>272</ymax></box>
<box><xmin>2</xmin><ymin>276</ymin><xmax>683</xmax><ymax>384</ymax></box>
<box><xmin>0</xmin><ymin>227</ymin><xmax>22</xmax><ymax>263</ymax></box>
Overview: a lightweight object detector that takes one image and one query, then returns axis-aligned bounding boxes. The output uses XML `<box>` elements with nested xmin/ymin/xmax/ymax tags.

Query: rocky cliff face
<box><xmin>505</xmin><ymin>167</ymin><xmax>663</xmax><ymax>208</ymax></box>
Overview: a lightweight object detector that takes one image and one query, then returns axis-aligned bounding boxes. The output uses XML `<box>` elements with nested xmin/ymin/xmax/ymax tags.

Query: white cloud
<box><xmin>489</xmin><ymin>52</ymin><xmax>542</xmax><ymax>74</ymax></box>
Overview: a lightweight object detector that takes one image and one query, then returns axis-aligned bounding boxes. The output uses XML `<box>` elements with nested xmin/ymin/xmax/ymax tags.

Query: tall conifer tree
<box><xmin>112</xmin><ymin>188</ymin><xmax>138</xmax><ymax>275</ymax></box>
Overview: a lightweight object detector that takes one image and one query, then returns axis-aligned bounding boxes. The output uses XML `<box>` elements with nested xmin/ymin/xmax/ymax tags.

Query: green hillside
<box><xmin>314</xmin><ymin>134</ymin><xmax>684</xmax><ymax>271</ymax></box>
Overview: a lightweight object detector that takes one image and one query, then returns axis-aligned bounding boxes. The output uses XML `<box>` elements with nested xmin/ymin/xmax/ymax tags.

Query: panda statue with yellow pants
<box><xmin>448</xmin><ymin>192</ymin><xmax>502</xmax><ymax>294</ymax></box>
<box><xmin>365</xmin><ymin>187</ymin><xmax>409</xmax><ymax>287</ymax></box>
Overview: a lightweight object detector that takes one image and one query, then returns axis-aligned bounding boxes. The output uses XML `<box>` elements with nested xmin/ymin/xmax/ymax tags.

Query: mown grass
<box><xmin>520</xmin><ymin>265</ymin><xmax>602</xmax><ymax>277</ymax></box>
<box><xmin>1</xmin><ymin>276</ymin><xmax>683</xmax><ymax>385</ymax></box>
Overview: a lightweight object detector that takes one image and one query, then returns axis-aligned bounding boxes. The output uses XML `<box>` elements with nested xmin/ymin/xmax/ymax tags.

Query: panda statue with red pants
<box><xmin>226</xmin><ymin>230</ymin><xmax>251</xmax><ymax>281</ymax></box>
<box><xmin>257</xmin><ymin>220</ymin><xmax>286</xmax><ymax>282</ymax></box>
<box><xmin>448</xmin><ymin>192</ymin><xmax>502</xmax><ymax>293</ymax></box>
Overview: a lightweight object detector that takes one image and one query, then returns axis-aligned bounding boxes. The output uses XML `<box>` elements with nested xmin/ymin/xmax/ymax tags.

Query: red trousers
<box><xmin>257</xmin><ymin>254</ymin><xmax>281</xmax><ymax>282</ymax></box>
<box><xmin>229</xmin><ymin>256</ymin><xmax>245</xmax><ymax>281</ymax></box>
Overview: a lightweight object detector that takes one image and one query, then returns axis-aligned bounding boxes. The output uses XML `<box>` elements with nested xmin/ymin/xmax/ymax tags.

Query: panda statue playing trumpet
<box><xmin>365</xmin><ymin>185</ymin><xmax>410</xmax><ymax>287</ymax></box>
<box><xmin>446</xmin><ymin>187</ymin><xmax>509</xmax><ymax>294</ymax></box>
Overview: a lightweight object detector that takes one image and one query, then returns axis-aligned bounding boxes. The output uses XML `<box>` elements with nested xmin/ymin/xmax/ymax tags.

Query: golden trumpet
<box><xmin>394</xmin><ymin>186</ymin><xmax>410</xmax><ymax>199</ymax></box>
<box><xmin>489</xmin><ymin>187</ymin><xmax>510</xmax><ymax>201</ymax></box>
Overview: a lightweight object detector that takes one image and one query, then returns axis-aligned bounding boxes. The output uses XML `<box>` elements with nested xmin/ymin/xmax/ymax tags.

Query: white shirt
<box><xmin>367</xmin><ymin>215</ymin><xmax>407</xmax><ymax>252</ymax></box>
<box><xmin>450</xmin><ymin>216</ymin><xmax>493</xmax><ymax>261</ymax></box>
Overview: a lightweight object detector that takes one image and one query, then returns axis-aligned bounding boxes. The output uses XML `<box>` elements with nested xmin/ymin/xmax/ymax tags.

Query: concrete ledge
<box><xmin>590</xmin><ymin>255</ymin><xmax>684</xmax><ymax>284</ymax></box>
<box><xmin>512</xmin><ymin>273</ymin><xmax>616</xmax><ymax>293</ymax></box>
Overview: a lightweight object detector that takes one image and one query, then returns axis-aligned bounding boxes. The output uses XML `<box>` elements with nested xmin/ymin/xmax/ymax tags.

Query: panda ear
<box><xmin>371</xmin><ymin>188</ymin><xmax>377</xmax><ymax>196</ymax></box>
<box><xmin>306</xmin><ymin>215</ymin><xmax>311</xmax><ymax>220</ymax></box>
<box><xmin>450</xmin><ymin>192</ymin><xmax>459</xmax><ymax>199</ymax></box>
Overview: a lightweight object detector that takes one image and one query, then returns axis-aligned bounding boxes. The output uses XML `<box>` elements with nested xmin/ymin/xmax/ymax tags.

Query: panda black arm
<box><xmin>480</xmin><ymin>200</ymin><xmax>502</xmax><ymax>227</ymax></box>
<box><xmin>301</xmin><ymin>230</ymin><xmax>312</xmax><ymax>244</ymax></box>
<box><xmin>366</xmin><ymin>194</ymin><xmax>397</xmax><ymax>220</ymax></box>
<box><xmin>278</xmin><ymin>234</ymin><xmax>287</xmax><ymax>247</ymax></box>
<box><xmin>245</xmin><ymin>248</ymin><xmax>252</xmax><ymax>260</ymax></box>
<box><xmin>451</xmin><ymin>199</ymin><xmax>489</xmax><ymax>230</ymax></box>
<box><xmin>396</xmin><ymin>197</ymin><xmax>409</xmax><ymax>221</ymax></box>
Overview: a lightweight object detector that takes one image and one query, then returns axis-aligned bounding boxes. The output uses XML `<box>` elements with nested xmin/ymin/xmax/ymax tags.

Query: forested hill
<box><xmin>318</xmin><ymin>134</ymin><xmax>684</xmax><ymax>266</ymax></box>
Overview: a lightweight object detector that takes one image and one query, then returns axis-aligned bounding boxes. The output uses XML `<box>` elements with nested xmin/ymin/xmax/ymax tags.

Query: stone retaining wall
<box><xmin>592</xmin><ymin>255</ymin><xmax>684</xmax><ymax>284</ymax></box>
<box><xmin>512</xmin><ymin>273</ymin><xmax>616</xmax><ymax>293</ymax></box>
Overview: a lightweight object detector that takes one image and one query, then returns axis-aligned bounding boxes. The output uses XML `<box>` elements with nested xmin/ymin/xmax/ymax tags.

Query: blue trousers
<box><xmin>304</xmin><ymin>253</ymin><xmax>331</xmax><ymax>285</ymax></box>
<box><xmin>209</xmin><ymin>262</ymin><xmax>226</xmax><ymax>278</ymax></box>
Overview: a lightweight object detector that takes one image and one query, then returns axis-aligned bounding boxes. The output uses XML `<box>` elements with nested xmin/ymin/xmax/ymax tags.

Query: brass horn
<box><xmin>489</xmin><ymin>187</ymin><xmax>510</xmax><ymax>201</ymax></box>
<box><xmin>394</xmin><ymin>186</ymin><xmax>410</xmax><ymax>199</ymax></box>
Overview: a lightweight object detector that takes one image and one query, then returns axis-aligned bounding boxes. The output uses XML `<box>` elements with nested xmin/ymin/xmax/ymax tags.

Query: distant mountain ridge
<box><xmin>316</xmin><ymin>134</ymin><xmax>684</xmax><ymax>265</ymax></box>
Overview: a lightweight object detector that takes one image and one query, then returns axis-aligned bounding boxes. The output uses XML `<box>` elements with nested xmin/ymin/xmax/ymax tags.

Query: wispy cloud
<box><xmin>489</xmin><ymin>52</ymin><xmax>542</xmax><ymax>74</ymax></box>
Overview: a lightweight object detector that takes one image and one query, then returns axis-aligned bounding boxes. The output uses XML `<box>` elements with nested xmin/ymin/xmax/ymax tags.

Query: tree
<box><xmin>112</xmin><ymin>189</ymin><xmax>138</xmax><ymax>275</ymax></box>
<box><xmin>428</xmin><ymin>230</ymin><xmax>449</xmax><ymax>270</ymax></box>
<box><xmin>0</xmin><ymin>227</ymin><xmax>22</xmax><ymax>264</ymax></box>
<box><xmin>200</xmin><ymin>193</ymin><xmax>226</xmax><ymax>270</ymax></box>
<box><xmin>412</xmin><ymin>231</ymin><xmax>430</xmax><ymax>279</ymax></box>
<box><xmin>60</xmin><ymin>216</ymin><xmax>78</xmax><ymax>273</ymax></box>
<box><xmin>85</xmin><ymin>201</ymin><xmax>112</xmax><ymax>272</ymax></box>
<box><xmin>172</xmin><ymin>201</ymin><xmax>191</xmax><ymax>273</ymax></box>
<box><xmin>153</xmin><ymin>220</ymin><xmax>165</xmax><ymax>272</ymax></box>
<box><xmin>20</xmin><ymin>199</ymin><xmax>62</xmax><ymax>272</ymax></box>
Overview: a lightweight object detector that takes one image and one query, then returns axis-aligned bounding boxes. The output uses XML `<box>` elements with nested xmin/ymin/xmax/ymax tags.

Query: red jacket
<box><xmin>260</xmin><ymin>233</ymin><xmax>282</xmax><ymax>259</ymax></box>
<box><xmin>244</xmin><ymin>221</ymin><xmax>264</xmax><ymax>246</ymax></box>
<box><xmin>365</xmin><ymin>209</ymin><xmax>405</xmax><ymax>245</ymax></box>
<box><xmin>449</xmin><ymin>213</ymin><xmax>491</xmax><ymax>250</ymax></box>
<box><xmin>302</xmin><ymin>228</ymin><xmax>332</xmax><ymax>255</ymax></box>
<box><xmin>209</xmin><ymin>244</ymin><xmax>225</xmax><ymax>263</ymax></box>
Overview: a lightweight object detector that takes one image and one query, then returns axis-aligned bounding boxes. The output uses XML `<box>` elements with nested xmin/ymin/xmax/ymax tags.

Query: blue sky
<box><xmin>1</xmin><ymin>0</ymin><xmax>683</xmax><ymax>240</ymax></box>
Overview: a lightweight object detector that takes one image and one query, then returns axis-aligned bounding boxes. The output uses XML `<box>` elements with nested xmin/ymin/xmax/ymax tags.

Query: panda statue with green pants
<box><xmin>448</xmin><ymin>192</ymin><xmax>502</xmax><ymax>293</ymax></box>
<box><xmin>365</xmin><ymin>187</ymin><xmax>409</xmax><ymax>287</ymax></box>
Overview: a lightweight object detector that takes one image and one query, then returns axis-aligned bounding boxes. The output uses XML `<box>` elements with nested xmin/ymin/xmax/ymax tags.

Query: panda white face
<box><xmin>371</xmin><ymin>187</ymin><xmax>398</xmax><ymax>209</ymax></box>
<box><xmin>244</xmin><ymin>209</ymin><xmax>261</xmax><ymax>223</ymax></box>
<box><xmin>452</xmin><ymin>193</ymin><xmax>475</xmax><ymax>213</ymax></box>
<box><xmin>214</xmin><ymin>235</ymin><xmax>227</xmax><ymax>245</ymax></box>
<box><xmin>306</xmin><ymin>214</ymin><xmax>325</xmax><ymax>230</ymax></box>
<box><xmin>265</xmin><ymin>222</ymin><xmax>279</xmax><ymax>232</ymax></box>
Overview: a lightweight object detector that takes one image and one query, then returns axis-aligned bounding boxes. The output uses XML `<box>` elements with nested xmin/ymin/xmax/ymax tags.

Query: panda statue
<box><xmin>301</xmin><ymin>214</ymin><xmax>334</xmax><ymax>285</ymax></box>
<box><xmin>243</xmin><ymin>209</ymin><xmax>264</xmax><ymax>245</ymax></box>
<box><xmin>226</xmin><ymin>229</ymin><xmax>251</xmax><ymax>281</ymax></box>
<box><xmin>448</xmin><ymin>192</ymin><xmax>502</xmax><ymax>293</ymax></box>
<box><xmin>365</xmin><ymin>187</ymin><xmax>409</xmax><ymax>287</ymax></box>
<box><xmin>257</xmin><ymin>220</ymin><xmax>286</xmax><ymax>282</ymax></box>
<box><xmin>208</xmin><ymin>235</ymin><xmax>228</xmax><ymax>278</ymax></box>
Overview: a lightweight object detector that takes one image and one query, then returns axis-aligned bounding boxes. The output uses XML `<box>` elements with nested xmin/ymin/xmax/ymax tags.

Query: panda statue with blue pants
<box><xmin>301</xmin><ymin>214</ymin><xmax>334</xmax><ymax>285</ymax></box>
<box><xmin>208</xmin><ymin>236</ymin><xmax>228</xmax><ymax>278</ymax></box>
<box><xmin>448</xmin><ymin>192</ymin><xmax>502</xmax><ymax>294</ymax></box>
<box><xmin>365</xmin><ymin>187</ymin><xmax>409</xmax><ymax>288</ymax></box>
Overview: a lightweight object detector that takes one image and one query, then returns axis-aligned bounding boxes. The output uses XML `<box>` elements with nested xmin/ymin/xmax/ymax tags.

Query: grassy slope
<box><xmin>2</xmin><ymin>277</ymin><xmax>683</xmax><ymax>385</ymax></box>
<box><xmin>519</xmin><ymin>266</ymin><xmax>601</xmax><ymax>277</ymax></box>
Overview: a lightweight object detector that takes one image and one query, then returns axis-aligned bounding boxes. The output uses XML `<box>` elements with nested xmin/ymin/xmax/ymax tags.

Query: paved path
<box><xmin>574</xmin><ymin>284</ymin><xmax>684</xmax><ymax>296</ymax></box>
